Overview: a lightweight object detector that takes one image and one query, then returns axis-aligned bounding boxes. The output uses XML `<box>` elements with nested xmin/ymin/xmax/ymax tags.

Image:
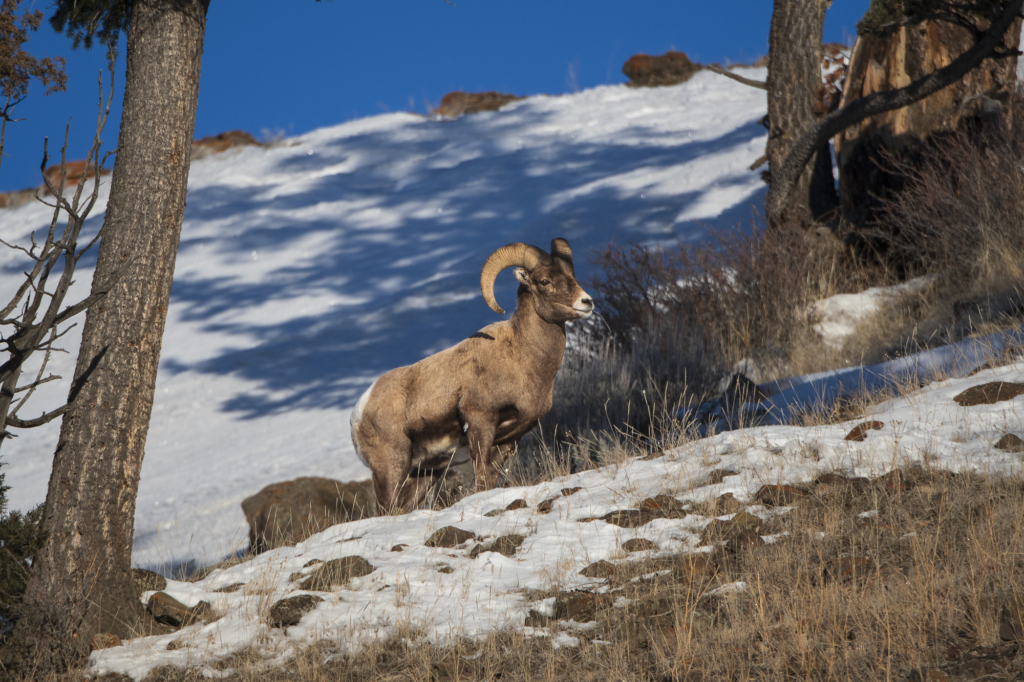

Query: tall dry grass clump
<box><xmin>871</xmin><ymin>88</ymin><xmax>1024</xmax><ymax>337</ymax></box>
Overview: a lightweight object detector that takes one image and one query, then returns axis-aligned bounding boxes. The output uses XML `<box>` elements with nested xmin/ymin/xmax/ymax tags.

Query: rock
<box><xmin>706</xmin><ymin>469</ymin><xmax>739</xmax><ymax>485</ymax></box>
<box><xmin>132</xmin><ymin>568</ymin><xmax>167</xmax><ymax>593</ymax></box>
<box><xmin>579</xmin><ymin>560</ymin><xmax>617</xmax><ymax>578</ymax></box>
<box><xmin>560</xmin><ymin>487</ymin><xmax>583</xmax><ymax>496</ymax></box>
<box><xmin>622</xmin><ymin>51</ymin><xmax>702</xmax><ymax>87</ymax></box>
<box><xmin>638</xmin><ymin>494</ymin><xmax>686</xmax><ymax>513</ymax></box>
<box><xmin>89</xmin><ymin>633</ymin><xmax>121</xmax><ymax>650</ymax></box>
<box><xmin>191</xmin><ymin>130</ymin><xmax>262</xmax><ymax>160</ymax></box>
<box><xmin>425</xmin><ymin>526</ymin><xmax>477</xmax><ymax>548</ymax></box>
<box><xmin>701</xmin><ymin>511</ymin><xmax>764</xmax><ymax>544</ymax></box>
<box><xmin>268</xmin><ymin>594</ymin><xmax>323</xmax><ymax>628</ymax></box>
<box><xmin>537</xmin><ymin>497</ymin><xmax>559</xmax><ymax>514</ymax></box>
<box><xmin>826</xmin><ymin>557</ymin><xmax>873</xmax><ymax>583</ymax></box>
<box><xmin>390</xmin><ymin>544</ymin><xmax>408</xmax><ymax>552</ymax></box>
<box><xmin>995</xmin><ymin>433</ymin><xmax>1024</xmax><ymax>453</ymax></box>
<box><xmin>437</xmin><ymin>565</ymin><xmax>455</xmax><ymax>574</ymax></box>
<box><xmin>44</xmin><ymin>159</ymin><xmax>111</xmax><ymax>190</ymax></box>
<box><xmin>505</xmin><ymin>498</ymin><xmax>528</xmax><ymax>511</ymax></box>
<box><xmin>713</xmin><ymin>492</ymin><xmax>744</xmax><ymax>514</ymax></box>
<box><xmin>622</xmin><ymin>538</ymin><xmax>658</xmax><ymax>553</ymax></box>
<box><xmin>876</xmin><ymin>469</ymin><xmax>914</xmax><ymax>491</ymax></box>
<box><xmin>524</xmin><ymin>609</ymin><xmax>551</xmax><ymax>627</ymax></box>
<box><xmin>672</xmin><ymin>553</ymin><xmax>718</xmax><ymax>583</ymax></box>
<box><xmin>755</xmin><ymin>484</ymin><xmax>808</xmax><ymax>506</ymax></box>
<box><xmin>953</xmin><ymin>382</ymin><xmax>1024</xmax><ymax>407</ymax></box>
<box><xmin>147</xmin><ymin>592</ymin><xmax>211</xmax><ymax>628</ymax></box>
<box><xmin>241</xmin><ymin>477</ymin><xmax>376</xmax><ymax>554</ymax></box>
<box><xmin>483</xmin><ymin>509</ymin><xmax>504</xmax><ymax>517</ymax></box>
<box><xmin>725</xmin><ymin>528</ymin><xmax>765</xmax><ymax>552</ymax></box>
<box><xmin>212</xmin><ymin>583</ymin><xmax>244</xmax><ymax>593</ymax></box>
<box><xmin>553</xmin><ymin>590</ymin><xmax>613</xmax><ymax>622</ymax></box>
<box><xmin>844</xmin><ymin>420</ymin><xmax>885</xmax><ymax>442</ymax></box>
<box><xmin>469</xmin><ymin>534</ymin><xmax>525</xmax><ymax>559</ymax></box>
<box><xmin>434</xmin><ymin>91</ymin><xmax>525</xmax><ymax>117</ymax></box>
<box><xmin>299</xmin><ymin>556</ymin><xmax>375</xmax><ymax>590</ymax></box>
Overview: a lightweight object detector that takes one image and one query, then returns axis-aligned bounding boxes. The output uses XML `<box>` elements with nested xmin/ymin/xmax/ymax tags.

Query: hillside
<box><xmin>0</xmin><ymin>69</ymin><xmax>768</xmax><ymax>571</ymax></box>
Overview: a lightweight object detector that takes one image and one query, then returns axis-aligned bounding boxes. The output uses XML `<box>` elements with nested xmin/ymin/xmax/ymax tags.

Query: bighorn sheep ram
<box><xmin>350</xmin><ymin>238</ymin><xmax>593</xmax><ymax>513</ymax></box>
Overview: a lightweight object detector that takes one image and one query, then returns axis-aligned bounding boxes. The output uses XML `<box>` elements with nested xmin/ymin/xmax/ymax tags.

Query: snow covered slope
<box><xmin>88</xmin><ymin>359</ymin><xmax>1024</xmax><ymax>680</ymax></box>
<box><xmin>0</xmin><ymin>69</ymin><xmax>768</xmax><ymax>570</ymax></box>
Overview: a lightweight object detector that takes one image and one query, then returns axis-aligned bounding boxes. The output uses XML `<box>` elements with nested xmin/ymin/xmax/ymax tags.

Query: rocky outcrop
<box><xmin>433</xmin><ymin>91</ymin><xmax>525</xmax><ymax>117</ymax></box>
<box><xmin>241</xmin><ymin>477</ymin><xmax>375</xmax><ymax>554</ymax></box>
<box><xmin>622</xmin><ymin>51</ymin><xmax>702</xmax><ymax>87</ymax></box>
<box><xmin>835</xmin><ymin>18</ymin><xmax>1022</xmax><ymax>225</ymax></box>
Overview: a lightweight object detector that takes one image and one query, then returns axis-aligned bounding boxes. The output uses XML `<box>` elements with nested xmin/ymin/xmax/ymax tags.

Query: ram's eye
<box><xmin>539</xmin><ymin>279</ymin><xmax>551</xmax><ymax>285</ymax></box>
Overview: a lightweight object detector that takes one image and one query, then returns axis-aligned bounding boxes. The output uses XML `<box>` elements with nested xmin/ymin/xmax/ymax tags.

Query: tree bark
<box><xmin>835</xmin><ymin>11</ymin><xmax>1022</xmax><ymax>226</ymax></box>
<box><xmin>11</xmin><ymin>0</ymin><xmax>208</xmax><ymax>667</ymax></box>
<box><xmin>766</xmin><ymin>0</ymin><xmax>1023</xmax><ymax>226</ymax></box>
<box><xmin>765</xmin><ymin>0</ymin><xmax>838</xmax><ymax>229</ymax></box>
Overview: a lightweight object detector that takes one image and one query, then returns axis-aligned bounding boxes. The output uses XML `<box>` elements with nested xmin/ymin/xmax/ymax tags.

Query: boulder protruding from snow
<box><xmin>622</xmin><ymin>51</ymin><xmax>702</xmax><ymax>87</ymax></box>
<box><xmin>241</xmin><ymin>477</ymin><xmax>375</xmax><ymax>554</ymax></box>
<box><xmin>434</xmin><ymin>91</ymin><xmax>525</xmax><ymax>117</ymax></box>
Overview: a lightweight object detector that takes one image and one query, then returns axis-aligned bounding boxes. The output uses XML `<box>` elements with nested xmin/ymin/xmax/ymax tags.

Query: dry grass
<box><xmin>67</xmin><ymin>465</ymin><xmax>1024</xmax><ymax>682</ymax></box>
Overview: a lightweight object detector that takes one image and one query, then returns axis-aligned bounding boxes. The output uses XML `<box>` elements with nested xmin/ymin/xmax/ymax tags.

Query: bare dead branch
<box><xmin>6</xmin><ymin>404</ymin><xmax>68</xmax><ymax>428</ymax></box>
<box><xmin>14</xmin><ymin>375</ymin><xmax>61</xmax><ymax>393</ymax></box>
<box><xmin>703</xmin><ymin>64</ymin><xmax>768</xmax><ymax>90</ymax></box>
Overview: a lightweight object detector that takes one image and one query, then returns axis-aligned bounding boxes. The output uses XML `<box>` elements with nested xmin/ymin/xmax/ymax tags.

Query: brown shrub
<box><xmin>622</xmin><ymin>51</ymin><xmax>702</xmax><ymax>88</ymax></box>
<box><xmin>433</xmin><ymin>91</ymin><xmax>525</xmax><ymax>117</ymax></box>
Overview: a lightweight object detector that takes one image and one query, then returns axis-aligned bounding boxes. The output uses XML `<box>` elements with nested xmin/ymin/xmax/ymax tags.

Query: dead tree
<box><xmin>766</xmin><ymin>0</ymin><xmax>1024</xmax><ymax>226</ymax></box>
<box><xmin>0</xmin><ymin>72</ymin><xmax>115</xmax><ymax>449</ymax></box>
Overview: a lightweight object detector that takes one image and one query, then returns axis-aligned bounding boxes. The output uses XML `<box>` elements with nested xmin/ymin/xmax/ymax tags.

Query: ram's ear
<box><xmin>514</xmin><ymin>268</ymin><xmax>530</xmax><ymax>285</ymax></box>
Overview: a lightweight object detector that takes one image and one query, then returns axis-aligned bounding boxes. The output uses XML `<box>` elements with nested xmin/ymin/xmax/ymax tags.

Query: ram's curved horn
<box><xmin>480</xmin><ymin>243</ymin><xmax>549</xmax><ymax>314</ymax></box>
<box><xmin>550</xmin><ymin>238</ymin><xmax>573</xmax><ymax>270</ymax></box>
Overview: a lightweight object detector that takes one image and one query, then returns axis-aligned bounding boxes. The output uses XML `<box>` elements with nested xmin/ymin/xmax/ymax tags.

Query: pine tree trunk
<box><xmin>10</xmin><ymin>0</ymin><xmax>208</xmax><ymax>667</ymax></box>
<box><xmin>836</xmin><ymin>14</ymin><xmax>1022</xmax><ymax>227</ymax></box>
<box><xmin>765</xmin><ymin>0</ymin><xmax>839</xmax><ymax>229</ymax></box>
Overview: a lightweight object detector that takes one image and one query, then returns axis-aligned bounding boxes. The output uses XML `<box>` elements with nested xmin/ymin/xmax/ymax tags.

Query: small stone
<box><xmin>147</xmin><ymin>592</ymin><xmax>211</xmax><ymax>628</ymax></box>
<box><xmin>713</xmin><ymin>493</ymin><xmax>743</xmax><ymax>514</ymax></box>
<box><xmin>553</xmin><ymin>590</ymin><xmax>612</xmax><ymax>622</ymax></box>
<box><xmin>470</xmin><ymin>534</ymin><xmax>525</xmax><ymax>558</ymax></box>
<box><xmin>425</xmin><ymin>526</ymin><xmax>477</xmax><ymax>548</ymax></box>
<box><xmin>641</xmin><ymin>450</ymin><xmax>665</xmax><ymax>461</ymax></box>
<box><xmin>755</xmin><ymin>484</ymin><xmax>808</xmax><ymax>506</ymax></box>
<box><xmin>268</xmin><ymin>594</ymin><xmax>323</xmax><ymax>628</ymax></box>
<box><xmin>953</xmin><ymin>382</ymin><xmax>1024</xmax><ymax>407</ymax></box>
<box><xmin>132</xmin><ymin>568</ymin><xmax>167</xmax><ymax>593</ymax></box>
<box><xmin>638</xmin><ymin>494</ymin><xmax>686</xmax><ymax>513</ymax></box>
<box><xmin>706</xmin><ymin>469</ymin><xmax>739</xmax><ymax>485</ymax></box>
<box><xmin>437</xmin><ymin>565</ymin><xmax>455</xmax><ymax>574</ymax></box>
<box><xmin>505</xmin><ymin>498</ymin><xmax>528</xmax><ymax>511</ymax></box>
<box><xmin>579</xmin><ymin>560</ymin><xmax>616</xmax><ymax>578</ymax></box>
<box><xmin>844</xmin><ymin>420</ymin><xmax>885</xmax><ymax>442</ymax></box>
<box><xmin>725</xmin><ymin>528</ymin><xmax>764</xmax><ymax>552</ymax></box>
<box><xmin>212</xmin><ymin>583</ymin><xmax>244</xmax><ymax>593</ymax></box>
<box><xmin>524</xmin><ymin>609</ymin><xmax>551</xmax><ymax>627</ymax></box>
<box><xmin>299</xmin><ymin>556</ymin><xmax>375</xmax><ymax>590</ymax></box>
<box><xmin>995</xmin><ymin>433</ymin><xmax>1024</xmax><ymax>453</ymax></box>
<box><xmin>560</xmin><ymin>487</ymin><xmax>583</xmax><ymax>496</ymax></box>
<box><xmin>302</xmin><ymin>559</ymin><xmax>323</xmax><ymax>568</ymax></box>
<box><xmin>390</xmin><ymin>544</ymin><xmax>408</xmax><ymax>552</ymax></box>
<box><xmin>483</xmin><ymin>509</ymin><xmax>504</xmax><ymax>517</ymax></box>
<box><xmin>622</xmin><ymin>538</ymin><xmax>658</xmax><ymax>552</ymax></box>
<box><xmin>537</xmin><ymin>497</ymin><xmax>559</xmax><ymax>514</ymax></box>
<box><xmin>672</xmin><ymin>553</ymin><xmax>718</xmax><ymax>582</ymax></box>
<box><xmin>89</xmin><ymin>633</ymin><xmax>121</xmax><ymax>650</ymax></box>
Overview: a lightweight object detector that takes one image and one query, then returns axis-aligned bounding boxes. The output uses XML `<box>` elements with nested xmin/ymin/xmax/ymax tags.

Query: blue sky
<box><xmin>2</xmin><ymin>0</ymin><xmax>869</xmax><ymax>191</ymax></box>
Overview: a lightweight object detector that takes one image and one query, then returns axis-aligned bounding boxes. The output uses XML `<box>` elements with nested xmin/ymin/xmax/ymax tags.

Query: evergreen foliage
<box><xmin>0</xmin><ymin>465</ymin><xmax>46</xmax><ymax>628</ymax></box>
<box><xmin>49</xmin><ymin>0</ymin><xmax>129</xmax><ymax>54</ymax></box>
<box><xmin>0</xmin><ymin>0</ymin><xmax>67</xmax><ymax>101</ymax></box>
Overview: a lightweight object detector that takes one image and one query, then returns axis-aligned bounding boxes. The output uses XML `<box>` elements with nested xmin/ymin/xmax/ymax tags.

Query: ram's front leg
<box><xmin>465</xmin><ymin>415</ymin><xmax>500</xmax><ymax>492</ymax></box>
